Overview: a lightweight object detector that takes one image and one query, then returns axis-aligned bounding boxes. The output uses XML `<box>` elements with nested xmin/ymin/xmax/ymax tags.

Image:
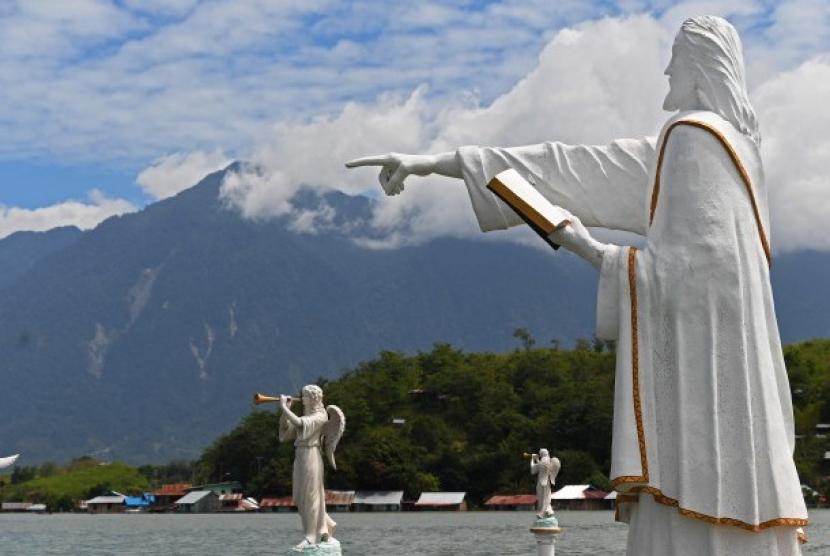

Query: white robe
<box><xmin>280</xmin><ymin>407</ymin><xmax>336</xmax><ymax>543</ymax></box>
<box><xmin>456</xmin><ymin>110</ymin><xmax>808</xmax><ymax>554</ymax></box>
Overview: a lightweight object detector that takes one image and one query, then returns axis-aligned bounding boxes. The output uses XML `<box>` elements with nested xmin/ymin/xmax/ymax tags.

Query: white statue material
<box><xmin>346</xmin><ymin>16</ymin><xmax>809</xmax><ymax>555</ymax></box>
<box><xmin>531</xmin><ymin>449</ymin><xmax>560</xmax><ymax>519</ymax></box>
<box><xmin>279</xmin><ymin>385</ymin><xmax>345</xmax><ymax>554</ymax></box>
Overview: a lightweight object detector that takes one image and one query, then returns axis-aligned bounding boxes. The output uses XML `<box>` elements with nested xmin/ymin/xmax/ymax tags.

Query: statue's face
<box><xmin>663</xmin><ymin>35</ymin><xmax>698</xmax><ymax>112</ymax></box>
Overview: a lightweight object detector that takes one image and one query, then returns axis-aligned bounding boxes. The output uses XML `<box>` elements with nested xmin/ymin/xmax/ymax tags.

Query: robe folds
<box><xmin>456</xmin><ymin>110</ymin><xmax>808</xmax><ymax>553</ymax></box>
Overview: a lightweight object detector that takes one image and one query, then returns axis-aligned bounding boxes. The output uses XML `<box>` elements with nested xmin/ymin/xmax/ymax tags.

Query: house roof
<box><xmin>415</xmin><ymin>492</ymin><xmax>466</xmax><ymax>505</ymax></box>
<box><xmin>604</xmin><ymin>491</ymin><xmax>618</xmax><ymax>500</ymax></box>
<box><xmin>352</xmin><ymin>491</ymin><xmax>404</xmax><ymax>505</ymax></box>
<box><xmin>153</xmin><ymin>483</ymin><xmax>193</xmax><ymax>496</ymax></box>
<box><xmin>220</xmin><ymin>493</ymin><xmax>243</xmax><ymax>501</ymax></box>
<box><xmin>326</xmin><ymin>490</ymin><xmax>355</xmax><ymax>505</ymax></box>
<box><xmin>484</xmin><ymin>495</ymin><xmax>537</xmax><ymax>506</ymax></box>
<box><xmin>177</xmin><ymin>491</ymin><xmax>214</xmax><ymax>505</ymax></box>
<box><xmin>260</xmin><ymin>496</ymin><xmax>294</xmax><ymax>508</ymax></box>
<box><xmin>552</xmin><ymin>485</ymin><xmax>605</xmax><ymax>500</ymax></box>
<box><xmin>87</xmin><ymin>495</ymin><xmax>126</xmax><ymax>505</ymax></box>
<box><xmin>2</xmin><ymin>502</ymin><xmax>33</xmax><ymax>510</ymax></box>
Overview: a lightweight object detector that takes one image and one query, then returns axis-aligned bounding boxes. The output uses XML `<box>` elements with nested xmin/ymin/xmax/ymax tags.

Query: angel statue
<box><xmin>279</xmin><ymin>385</ymin><xmax>345</xmax><ymax>553</ymax></box>
<box><xmin>530</xmin><ymin>449</ymin><xmax>560</xmax><ymax>520</ymax></box>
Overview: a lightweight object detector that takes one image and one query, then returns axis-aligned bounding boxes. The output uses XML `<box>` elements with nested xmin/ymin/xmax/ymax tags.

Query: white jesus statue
<box><xmin>347</xmin><ymin>15</ymin><xmax>809</xmax><ymax>555</ymax></box>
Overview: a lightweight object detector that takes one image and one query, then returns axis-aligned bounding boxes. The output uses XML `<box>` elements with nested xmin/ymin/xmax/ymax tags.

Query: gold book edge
<box><xmin>487</xmin><ymin>176</ymin><xmax>565</xmax><ymax>235</ymax></box>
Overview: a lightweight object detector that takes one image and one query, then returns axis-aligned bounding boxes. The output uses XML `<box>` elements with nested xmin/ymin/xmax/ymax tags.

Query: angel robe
<box><xmin>456</xmin><ymin>109</ymin><xmax>808</xmax><ymax>555</ymax></box>
<box><xmin>280</xmin><ymin>406</ymin><xmax>336</xmax><ymax>543</ymax></box>
<box><xmin>531</xmin><ymin>455</ymin><xmax>561</xmax><ymax>518</ymax></box>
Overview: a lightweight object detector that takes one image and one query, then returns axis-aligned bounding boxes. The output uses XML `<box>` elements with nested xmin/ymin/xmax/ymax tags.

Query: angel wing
<box><xmin>322</xmin><ymin>405</ymin><xmax>345</xmax><ymax>470</ymax></box>
<box><xmin>0</xmin><ymin>454</ymin><xmax>19</xmax><ymax>469</ymax></box>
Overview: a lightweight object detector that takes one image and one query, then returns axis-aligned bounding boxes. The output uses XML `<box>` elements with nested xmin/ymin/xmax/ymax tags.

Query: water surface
<box><xmin>0</xmin><ymin>509</ymin><xmax>826</xmax><ymax>555</ymax></box>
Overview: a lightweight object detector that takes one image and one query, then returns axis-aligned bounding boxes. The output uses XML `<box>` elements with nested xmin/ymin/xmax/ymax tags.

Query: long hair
<box><xmin>679</xmin><ymin>16</ymin><xmax>760</xmax><ymax>144</ymax></box>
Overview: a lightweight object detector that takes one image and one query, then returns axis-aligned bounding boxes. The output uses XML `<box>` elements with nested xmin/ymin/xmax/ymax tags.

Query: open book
<box><xmin>486</xmin><ymin>169</ymin><xmax>571</xmax><ymax>250</ymax></box>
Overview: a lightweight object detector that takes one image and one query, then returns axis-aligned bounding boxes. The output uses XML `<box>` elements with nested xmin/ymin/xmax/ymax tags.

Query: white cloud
<box><xmin>136</xmin><ymin>149</ymin><xmax>230</xmax><ymax>200</ymax></box>
<box><xmin>755</xmin><ymin>55</ymin><xmax>830</xmax><ymax>253</ymax></box>
<box><xmin>0</xmin><ymin>190</ymin><xmax>136</xmax><ymax>239</ymax></box>
<box><xmin>222</xmin><ymin>15</ymin><xmax>670</xmax><ymax>246</ymax></box>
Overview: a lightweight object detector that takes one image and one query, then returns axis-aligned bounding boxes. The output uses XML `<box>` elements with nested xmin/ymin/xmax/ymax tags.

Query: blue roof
<box><xmin>124</xmin><ymin>494</ymin><xmax>155</xmax><ymax>507</ymax></box>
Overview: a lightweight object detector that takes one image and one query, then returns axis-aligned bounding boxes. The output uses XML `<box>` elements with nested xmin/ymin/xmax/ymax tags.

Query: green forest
<box><xmin>4</xmin><ymin>337</ymin><xmax>829</xmax><ymax>509</ymax></box>
<box><xmin>197</xmin><ymin>336</ymin><xmax>830</xmax><ymax>506</ymax></box>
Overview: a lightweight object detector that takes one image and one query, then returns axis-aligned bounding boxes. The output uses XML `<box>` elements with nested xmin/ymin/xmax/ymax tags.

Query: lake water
<box><xmin>0</xmin><ymin>509</ymin><xmax>827</xmax><ymax>555</ymax></box>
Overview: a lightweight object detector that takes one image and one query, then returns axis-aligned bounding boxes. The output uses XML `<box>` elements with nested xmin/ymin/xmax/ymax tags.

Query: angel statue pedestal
<box><xmin>531</xmin><ymin>517</ymin><xmax>562</xmax><ymax>556</ymax></box>
<box><xmin>528</xmin><ymin>449</ymin><xmax>562</xmax><ymax>556</ymax></box>
<box><xmin>271</xmin><ymin>385</ymin><xmax>345</xmax><ymax>556</ymax></box>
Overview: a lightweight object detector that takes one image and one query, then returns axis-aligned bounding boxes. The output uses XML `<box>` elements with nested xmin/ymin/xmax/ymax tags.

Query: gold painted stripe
<box><xmin>628</xmin><ymin>246</ymin><xmax>649</xmax><ymax>481</ymax></box>
<box><xmin>649</xmin><ymin>120</ymin><xmax>772</xmax><ymax>266</ymax></box>
<box><xmin>487</xmin><ymin>175</ymin><xmax>557</xmax><ymax>235</ymax></box>
<box><xmin>616</xmin><ymin>486</ymin><xmax>809</xmax><ymax>533</ymax></box>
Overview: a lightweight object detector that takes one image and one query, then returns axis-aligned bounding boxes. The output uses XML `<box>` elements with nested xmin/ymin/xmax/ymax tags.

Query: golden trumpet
<box><xmin>253</xmin><ymin>393</ymin><xmax>294</xmax><ymax>405</ymax></box>
<box><xmin>523</xmin><ymin>452</ymin><xmax>538</xmax><ymax>458</ymax></box>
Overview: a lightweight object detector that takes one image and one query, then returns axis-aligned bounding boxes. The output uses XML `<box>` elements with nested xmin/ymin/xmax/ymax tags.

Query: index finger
<box><xmin>345</xmin><ymin>155</ymin><xmax>392</xmax><ymax>168</ymax></box>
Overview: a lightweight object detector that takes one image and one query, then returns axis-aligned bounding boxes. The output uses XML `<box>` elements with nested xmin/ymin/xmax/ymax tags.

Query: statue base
<box><xmin>530</xmin><ymin>517</ymin><xmax>561</xmax><ymax>556</ymax></box>
<box><xmin>286</xmin><ymin>538</ymin><xmax>342</xmax><ymax>556</ymax></box>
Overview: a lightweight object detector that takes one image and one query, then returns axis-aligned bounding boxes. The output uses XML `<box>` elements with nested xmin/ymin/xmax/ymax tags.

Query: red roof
<box><xmin>326</xmin><ymin>491</ymin><xmax>355</xmax><ymax>505</ymax></box>
<box><xmin>583</xmin><ymin>490</ymin><xmax>610</xmax><ymax>500</ymax></box>
<box><xmin>152</xmin><ymin>483</ymin><xmax>193</xmax><ymax>496</ymax></box>
<box><xmin>484</xmin><ymin>495</ymin><xmax>537</xmax><ymax>506</ymax></box>
<box><xmin>261</xmin><ymin>496</ymin><xmax>295</xmax><ymax>507</ymax></box>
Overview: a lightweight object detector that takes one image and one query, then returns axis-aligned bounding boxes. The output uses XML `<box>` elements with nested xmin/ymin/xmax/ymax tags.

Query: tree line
<box><xmin>3</xmin><ymin>337</ymin><xmax>828</xmax><ymax>508</ymax></box>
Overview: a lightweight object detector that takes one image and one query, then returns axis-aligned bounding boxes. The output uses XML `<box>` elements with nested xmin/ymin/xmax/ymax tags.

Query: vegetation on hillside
<box><xmin>1</xmin><ymin>457</ymin><xmax>150</xmax><ymax>511</ymax></box>
<box><xmin>198</xmin><ymin>337</ymin><xmax>830</xmax><ymax>505</ymax></box>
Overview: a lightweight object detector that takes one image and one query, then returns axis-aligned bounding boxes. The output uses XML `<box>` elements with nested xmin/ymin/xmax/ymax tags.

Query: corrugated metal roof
<box><xmin>260</xmin><ymin>496</ymin><xmax>295</xmax><ymax>507</ymax></box>
<box><xmin>484</xmin><ymin>495</ymin><xmax>536</xmax><ymax>506</ymax></box>
<box><xmin>153</xmin><ymin>483</ymin><xmax>193</xmax><ymax>496</ymax></box>
<box><xmin>604</xmin><ymin>491</ymin><xmax>618</xmax><ymax>500</ymax></box>
<box><xmin>177</xmin><ymin>491</ymin><xmax>214</xmax><ymax>505</ymax></box>
<box><xmin>415</xmin><ymin>492</ymin><xmax>466</xmax><ymax>505</ymax></box>
<box><xmin>326</xmin><ymin>490</ymin><xmax>355</xmax><ymax>505</ymax></box>
<box><xmin>87</xmin><ymin>495</ymin><xmax>126</xmax><ymax>505</ymax></box>
<box><xmin>352</xmin><ymin>491</ymin><xmax>404</xmax><ymax>505</ymax></box>
<box><xmin>2</xmin><ymin>502</ymin><xmax>33</xmax><ymax>510</ymax></box>
<box><xmin>552</xmin><ymin>485</ymin><xmax>603</xmax><ymax>500</ymax></box>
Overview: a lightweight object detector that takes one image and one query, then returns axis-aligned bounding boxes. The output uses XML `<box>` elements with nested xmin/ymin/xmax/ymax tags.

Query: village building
<box><xmin>326</xmin><ymin>490</ymin><xmax>355</xmax><ymax>512</ymax></box>
<box><xmin>413</xmin><ymin>492</ymin><xmax>467</xmax><ymax>511</ymax></box>
<box><xmin>86</xmin><ymin>493</ymin><xmax>127</xmax><ymax>514</ymax></box>
<box><xmin>260</xmin><ymin>495</ymin><xmax>295</xmax><ymax>513</ymax></box>
<box><xmin>352</xmin><ymin>491</ymin><xmax>403</xmax><ymax>512</ymax></box>
<box><xmin>483</xmin><ymin>494</ymin><xmax>537</xmax><ymax>511</ymax></box>
<box><xmin>551</xmin><ymin>485</ymin><xmax>609</xmax><ymax>511</ymax></box>
<box><xmin>175</xmin><ymin>490</ymin><xmax>220</xmax><ymax>513</ymax></box>
<box><xmin>151</xmin><ymin>483</ymin><xmax>193</xmax><ymax>510</ymax></box>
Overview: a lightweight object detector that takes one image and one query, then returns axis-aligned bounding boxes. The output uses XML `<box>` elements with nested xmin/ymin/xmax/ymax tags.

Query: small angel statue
<box><xmin>531</xmin><ymin>448</ymin><xmax>560</xmax><ymax>520</ymax></box>
<box><xmin>279</xmin><ymin>385</ymin><xmax>345</xmax><ymax>552</ymax></box>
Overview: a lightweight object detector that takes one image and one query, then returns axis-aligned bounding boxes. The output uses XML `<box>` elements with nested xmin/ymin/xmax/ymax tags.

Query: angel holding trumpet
<box><xmin>276</xmin><ymin>385</ymin><xmax>345</xmax><ymax>550</ymax></box>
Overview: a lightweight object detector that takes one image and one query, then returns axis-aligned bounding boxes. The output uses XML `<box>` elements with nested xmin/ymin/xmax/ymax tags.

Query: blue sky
<box><xmin>2</xmin><ymin>0</ymin><xmax>830</xmax><ymax>251</ymax></box>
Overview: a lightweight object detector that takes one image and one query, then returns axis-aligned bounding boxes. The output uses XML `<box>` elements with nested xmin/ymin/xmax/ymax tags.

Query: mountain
<box><xmin>1</xmin><ymin>166</ymin><xmax>827</xmax><ymax>464</ymax></box>
<box><xmin>0</xmin><ymin>167</ymin><xmax>597</xmax><ymax>464</ymax></box>
<box><xmin>0</xmin><ymin>227</ymin><xmax>82</xmax><ymax>291</ymax></box>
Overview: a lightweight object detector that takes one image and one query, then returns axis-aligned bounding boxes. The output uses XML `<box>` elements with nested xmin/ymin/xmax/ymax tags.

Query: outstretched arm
<box><xmin>346</xmin><ymin>137</ymin><xmax>656</xmax><ymax>235</ymax></box>
<box><xmin>345</xmin><ymin>152</ymin><xmax>461</xmax><ymax>196</ymax></box>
